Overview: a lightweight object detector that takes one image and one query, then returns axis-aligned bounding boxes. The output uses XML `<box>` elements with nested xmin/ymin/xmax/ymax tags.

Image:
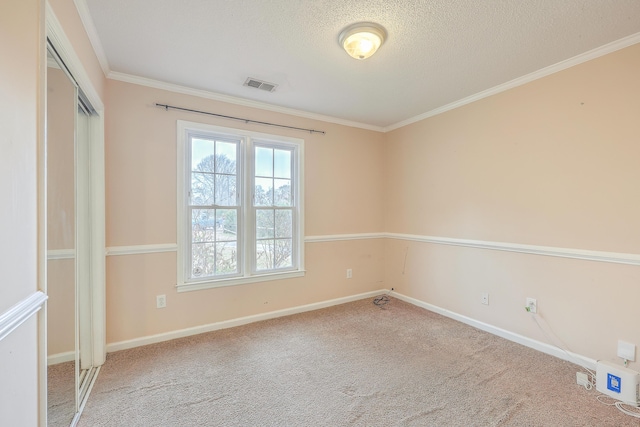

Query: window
<box><xmin>177</xmin><ymin>121</ymin><xmax>304</xmax><ymax>291</ymax></box>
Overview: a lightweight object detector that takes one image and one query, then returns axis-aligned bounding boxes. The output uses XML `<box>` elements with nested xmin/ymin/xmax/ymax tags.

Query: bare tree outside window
<box><xmin>254</xmin><ymin>145</ymin><xmax>294</xmax><ymax>270</ymax></box>
<box><xmin>178</xmin><ymin>122</ymin><xmax>302</xmax><ymax>289</ymax></box>
<box><xmin>190</xmin><ymin>150</ymin><xmax>239</xmax><ymax>278</ymax></box>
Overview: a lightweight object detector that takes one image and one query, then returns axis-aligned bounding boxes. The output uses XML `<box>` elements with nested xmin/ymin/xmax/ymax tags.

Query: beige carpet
<box><xmin>78</xmin><ymin>296</ymin><xmax>638</xmax><ymax>426</ymax></box>
<box><xmin>48</xmin><ymin>361</ymin><xmax>75</xmax><ymax>427</ymax></box>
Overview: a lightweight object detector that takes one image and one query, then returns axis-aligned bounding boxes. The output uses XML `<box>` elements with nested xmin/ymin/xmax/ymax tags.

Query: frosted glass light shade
<box><xmin>339</xmin><ymin>22</ymin><xmax>387</xmax><ymax>60</ymax></box>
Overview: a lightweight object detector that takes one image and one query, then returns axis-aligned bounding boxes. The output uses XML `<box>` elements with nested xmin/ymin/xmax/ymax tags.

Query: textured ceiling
<box><xmin>83</xmin><ymin>0</ymin><xmax>640</xmax><ymax>129</ymax></box>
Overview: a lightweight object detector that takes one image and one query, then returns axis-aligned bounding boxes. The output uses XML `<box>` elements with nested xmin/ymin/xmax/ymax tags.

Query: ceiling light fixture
<box><xmin>338</xmin><ymin>22</ymin><xmax>387</xmax><ymax>60</ymax></box>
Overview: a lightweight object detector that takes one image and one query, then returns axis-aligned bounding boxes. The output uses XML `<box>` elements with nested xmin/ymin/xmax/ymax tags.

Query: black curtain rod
<box><xmin>155</xmin><ymin>103</ymin><xmax>326</xmax><ymax>135</ymax></box>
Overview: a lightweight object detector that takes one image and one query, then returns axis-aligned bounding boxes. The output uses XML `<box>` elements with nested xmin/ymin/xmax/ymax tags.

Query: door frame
<box><xmin>41</xmin><ymin>2</ymin><xmax>106</xmax><ymax>424</ymax></box>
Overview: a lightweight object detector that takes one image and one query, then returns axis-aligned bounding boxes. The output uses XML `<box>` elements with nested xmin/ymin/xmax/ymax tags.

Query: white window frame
<box><xmin>177</xmin><ymin>120</ymin><xmax>305</xmax><ymax>292</ymax></box>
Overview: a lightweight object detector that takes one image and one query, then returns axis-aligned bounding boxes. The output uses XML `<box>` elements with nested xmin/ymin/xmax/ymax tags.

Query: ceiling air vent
<box><xmin>243</xmin><ymin>77</ymin><xmax>277</xmax><ymax>92</ymax></box>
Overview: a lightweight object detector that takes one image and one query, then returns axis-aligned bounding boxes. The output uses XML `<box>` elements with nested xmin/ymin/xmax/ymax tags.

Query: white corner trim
<box><xmin>305</xmin><ymin>233</ymin><xmax>386</xmax><ymax>243</ymax></box>
<box><xmin>73</xmin><ymin>0</ymin><xmax>110</xmax><ymax>76</ymax></box>
<box><xmin>385</xmin><ymin>233</ymin><xmax>640</xmax><ymax>266</ymax></box>
<box><xmin>47</xmin><ymin>249</ymin><xmax>75</xmax><ymax>260</ymax></box>
<box><xmin>390</xmin><ymin>291</ymin><xmax>597</xmax><ymax>371</ymax></box>
<box><xmin>384</xmin><ymin>32</ymin><xmax>640</xmax><ymax>132</ymax></box>
<box><xmin>47</xmin><ymin>350</ymin><xmax>75</xmax><ymax>366</ymax></box>
<box><xmin>105</xmin><ymin>243</ymin><xmax>178</xmax><ymax>256</ymax></box>
<box><xmin>106</xmin><ymin>289</ymin><xmax>386</xmax><ymax>353</ymax></box>
<box><xmin>107</xmin><ymin>71</ymin><xmax>384</xmax><ymax>133</ymax></box>
<box><xmin>0</xmin><ymin>292</ymin><xmax>48</xmax><ymax>342</ymax></box>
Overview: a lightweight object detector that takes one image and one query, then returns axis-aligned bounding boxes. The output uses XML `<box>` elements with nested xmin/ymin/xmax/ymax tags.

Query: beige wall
<box><xmin>46</xmin><ymin>0</ymin><xmax>640</xmax><ymax>374</ymax></box>
<box><xmin>46</xmin><ymin>66</ymin><xmax>77</xmax><ymax>358</ymax></box>
<box><xmin>46</xmin><ymin>67</ymin><xmax>76</xmax><ymax>251</ymax></box>
<box><xmin>384</xmin><ymin>43</ymin><xmax>640</xmax><ymax>368</ymax></box>
<box><xmin>104</xmin><ymin>79</ymin><xmax>386</xmax><ymax>344</ymax></box>
<box><xmin>0</xmin><ymin>0</ymin><xmax>43</xmax><ymax>424</ymax></box>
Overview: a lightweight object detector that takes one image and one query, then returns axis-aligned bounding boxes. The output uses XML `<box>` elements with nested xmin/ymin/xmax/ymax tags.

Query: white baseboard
<box><xmin>106</xmin><ymin>290</ymin><xmax>387</xmax><ymax>353</ymax></box>
<box><xmin>48</xmin><ymin>351</ymin><xmax>75</xmax><ymax>366</ymax></box>
<box><xmin>105</xmin><ymin>288</ymin><xmax>597</xmax><ymax>372</ymax></box>
<box><xmin>390</xmin><ymin>291</ymin><xmax>597</xmax><ymax>371</ymax></box>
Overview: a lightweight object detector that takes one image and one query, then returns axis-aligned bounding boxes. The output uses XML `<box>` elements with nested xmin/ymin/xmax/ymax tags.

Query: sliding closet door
<box><xmin>46</xmin><ymin>40</ymin><xmax>103</xmax><ymax>426</ymax></box>
<box><xmin>46</xmin><ymin>47</ymin><xmax>78</xmax><ymax>427</ymax></box>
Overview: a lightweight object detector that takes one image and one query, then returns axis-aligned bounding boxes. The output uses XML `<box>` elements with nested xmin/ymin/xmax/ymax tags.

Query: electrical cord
<box><xmin>373</xmin><ymin>295</ymin><xmax>390</xmax><ymax>307</ymax></box>
<box><xmin>614</xmin><ymin>401</ymin><xmax>640</xmax><ymax>419</ymax></box>
<box><xmin>596</xmin><ymin>395</ymin><xmax>640</xmax><ymax>418</ymax></box>
<box><xmin>542</xmin><ymin>320</ymin><xmax>640</xmax><ymax>420</ymax></box>
<box><xmin>527</xmin><ymin>311</ymin><xmax>596</xmax><ymax>380</ymax></box>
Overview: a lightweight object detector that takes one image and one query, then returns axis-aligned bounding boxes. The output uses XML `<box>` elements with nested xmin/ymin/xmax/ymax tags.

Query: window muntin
<box><xmin>188</xmin><ymin>136</ymin><xmax>241</xmax><ymax>280</ymax></box>
<box><xmin>177</xmin><ymin>121</ymin><xmax>304</xmax><ymax>291</ymax></box>
<box><xmin>253</xmin><ymin>143</ymin><xmax>295</xmax><ymax>272</ymax></box>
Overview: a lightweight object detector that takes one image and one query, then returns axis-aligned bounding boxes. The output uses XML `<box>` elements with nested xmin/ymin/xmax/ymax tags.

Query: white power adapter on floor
<box><xmin>596</xmin><ymin>361</ymin><xmax>640</xmax><ymax>406</ymax></box>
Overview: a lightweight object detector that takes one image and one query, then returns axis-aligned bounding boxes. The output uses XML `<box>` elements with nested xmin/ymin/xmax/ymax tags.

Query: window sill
<box><xmin>176</xmin><ymin>270</ymin><xmax>306</xmax><ymax>293</ymax></box>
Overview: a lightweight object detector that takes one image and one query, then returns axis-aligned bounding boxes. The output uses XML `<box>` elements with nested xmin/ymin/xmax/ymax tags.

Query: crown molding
<box><xmin>107</xmin><ymin>71</ymin><xmax>385</xmax><ymax>133</ymax></box>
<box><xmin>384</xmin><ymin>32</ymin><xmax>640</xmax><ymax>132</ymax></box>
<box><xmin>64</xmin><ymin>5</ymin><xmax>640</xmax><ymax>135</ymax></box>
<box><xmin>73</xmin><ymin>0</ymin><xmax>110</xmax><ymax>76</ymax></box>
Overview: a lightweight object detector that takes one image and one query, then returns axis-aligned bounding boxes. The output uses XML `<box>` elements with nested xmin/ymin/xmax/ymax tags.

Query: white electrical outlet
<box><xmin>481</xmin><ymin>292</ymin><xmax>489</xmax><ymax>305</ymax></box>
<box><xmin>618</xmin><ymin>340</ymin><xmax>636</xmax><ymax>362</ymax></box>
<box><xmin>526</xmin><ymin>297</ymin><xmax>537</xmax><ymax>313</ymax></box>
<box><xmin>346</xmin><ymin>269</ymin><xmax>352</xmax><ymax>279</ymax></box>
<box><xmin>156</xmin><ymin>294</ymin><xmax>166</xmax><ymax>309</ymax></box>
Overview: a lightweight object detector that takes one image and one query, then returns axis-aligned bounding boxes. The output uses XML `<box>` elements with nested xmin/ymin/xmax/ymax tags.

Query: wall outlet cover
<box><xmin>156</xmin><ymin>294</ymin><xmax>166</xmax><ymax>308</ymax></box>
<box><xmin>481</xmin><ymin>293</ymin><xmax>489</xmax><ymax>305</ymax></box>
<box><xmin>526</xmin><ymin>297</ymin><xmax>537</xmax><ymax>313</ymax></box>
<box><xmin>618</xmin><ymin>340</ymin><xmax>636</xmax><ymax>362</ymax></box>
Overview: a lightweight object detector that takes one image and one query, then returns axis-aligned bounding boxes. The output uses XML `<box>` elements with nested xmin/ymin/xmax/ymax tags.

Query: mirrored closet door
<box><xmin>46</xmin><ymin>42</ymin><xmax>100</xmax><ymax>427</ymax></box>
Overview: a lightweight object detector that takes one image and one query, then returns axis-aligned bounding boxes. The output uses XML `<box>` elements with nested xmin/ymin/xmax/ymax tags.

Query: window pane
<box><xmin>274</xmin><ymin>239</ymin><xmax>293</xmax><ymax>268</ymax></box>
<box><xmin>192</xmin><ymin>138</ymin><xmax>215</xmax><ymax>172</ymax></box>
<box><xmin>274</xmin><ymin>179</ymin><xmax>291</xmax><ymax>206</ymax></box>
<box><xmin>274</xmin><ymin>149</ymin><xmax>291</xmax><ymax>179</ymax></box>
<box><xmin>215</xmin><ymin>174</ymin><xmax>236</xmax><ymax>206</ymax></box>
<box><xmin>255</xmin><ymin>146</ymin><xmax>273</xmax><ymax>177</ymax></box>
<box><xmin>275</xmin><ymin>210</ymin><xmax>292</xmax><ymax>238</ymax></box>
<box><xmin>215</xmin><ymin>242</ymin><xmax>237</xmax><ymax>274</ymax></box>
<box><xmin>191</xmin><ymin>172</ymin><xmax>215</xmax><ymax>205</ymax></box>
<box><xmin>192</xmin><ymin>209</ymin><xmax>215</xmax><ymax>242</ymax></box>
<box><xmin>215</xmin><ymin>141</ymin><xmax>236</xmax><ymax>174</ymax></box>
<box><xmin>182</xmin><ymin>124</ymin><xmax>301</xmax><ymax>285</ymax></box>
<box><xmin>256</xmin><ymin>240</ymin><xmax>274</xmax><ymax>270</ymax></box>
<box><xmin>191</xmin><ymin>242</ymin><xmax>215</xmax><ymax>278</ymax></box>
<box><xmin>256</xmin><ymin>209</ymin><xmax>274</xmax><ymax>239</ymax></box>
<box><xmin>216</xmin><ymin>209</ymin><xmax>237</xmax><ymax>241</ymax></box>
<box><xmin>254</xmin><ymin>177</ymin><xmax>273</xmax><ymax>206</ymax></box>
